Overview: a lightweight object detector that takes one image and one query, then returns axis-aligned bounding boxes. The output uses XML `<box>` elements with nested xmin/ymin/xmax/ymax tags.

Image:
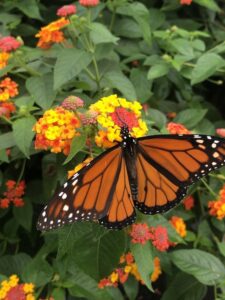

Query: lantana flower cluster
<box><xmin>33</xmin><ymin>95</ymin><xmax>147</xmax><ymax>154</ymax></box>
<box><xmin>0</xmin><ymin>274</ymin><xmax>35</xmax><ymax>300</ymax></box>
<box><xmin>57</xmin><ymin>4</ymin><xmax>77</xmax><ymax>17</ymax></box>
<box><xmin>90</xmin><ymin>94</ymin><xmax>148</xmax><ymax>148</ymax></box>
<box><xmin>180</xmin><ymin>0</ymin><xmax>192</xmax><ymax>5</ymax></box>
<box><xmin>36</xmin><ymin>0</ymin><xmax>100</xmax><ymax>48</ymax></box>
<box><xmin>130</xmin><ymin>223</ymin><xmax>170</xmax><ymax>252</ymax></box>
<box><xmin>0</xmin><ymin>36</ymin><xmax>21</xmax><ymax>69</ymax></box>
<box><xmin>170</xmin><ymin>216</ymin><xmax>187</xmax><ymax>238</ymax></box>
<box><xmin>98</xmin><ymin>252</ymin><xmax>161</xmax><ymax>289</ymax></box>
<box><xmin>33</xmin><ymin>106</ymin><xmax>80</xmax><ymax>155</ymax></box>
<box><xmin>0</xmin><ymin>180</ymin><xmax>25</xmax><ymax>209</ymax></box>
<box><xmin>0</xmin><ymin>77</ymin><xmax>18</xmax><ymax>118</ymax></box>
<box><xmin>167</xmin><ymin>122</ymin><xmax>191</xmax><ymax>134</ymax></box>
<box><xmin>36</xmin><ymin>17</ymin><xmax>70</xmax><ymax>49</ymax></box>
<box><xmin>208</xmin><ymin>184</ymin><xmax>225</xmax><ymax>220</ymax></box>
<box><xmin>79</xmin><ymin>0</ymin><xmax>100</xmax><ymax>7</ymax></box>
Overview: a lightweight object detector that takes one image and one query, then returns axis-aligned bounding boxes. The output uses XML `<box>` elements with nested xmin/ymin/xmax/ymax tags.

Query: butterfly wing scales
<box><xmin>135</xmin><ymin>134</ymin><xmax>225</xmax><ymax>214</ymax></box>
<box><xmin>99</xmin><ymin>155</ymin><xmax>136</xmax><ymax>229</ymax></box>
<box><xmin>37</xmin><ymin>145</ymin><xmax>123</xmax><ymax>231</ymax></box>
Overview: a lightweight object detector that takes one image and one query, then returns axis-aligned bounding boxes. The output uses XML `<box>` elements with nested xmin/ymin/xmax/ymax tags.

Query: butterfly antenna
<box><xmin>116</xmin><ymin>98</ymin><xmax>128</xmax><ymax>129</ymax></box>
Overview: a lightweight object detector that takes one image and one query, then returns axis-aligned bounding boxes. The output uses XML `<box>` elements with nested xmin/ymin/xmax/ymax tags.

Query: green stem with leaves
<box><xmin>201</xmin><ymin>178</ymin><xmax>218</xmax><ymax>198</ymax></box>
<box><xmin>17</xmin><ymin>159</ymin><xmax>26</xmax><ymax>185</ymax></box>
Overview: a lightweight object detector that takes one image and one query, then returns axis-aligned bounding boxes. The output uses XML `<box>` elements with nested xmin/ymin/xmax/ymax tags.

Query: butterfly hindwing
<box><xmin>135</xmin><ymin>134</ymin><xmax>225</xmax><ymax>214</ymax></box>
<box><xmin>135</xmin><ymin>149</ymin><xmax>187</xmax><ymax>214</ymax></box>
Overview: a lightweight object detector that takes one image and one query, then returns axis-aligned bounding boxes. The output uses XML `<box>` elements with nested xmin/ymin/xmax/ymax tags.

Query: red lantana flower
<box><xmin>57</xmin><ymin>4</ymin><xmax>77</xmax><ymax>17</ymax></box>
<box><xmin>0</xmin><ymin>102</ymin><xmax>16</xmax><ymax>118</ymax></box>
<box><xmin>79</xmin><ymin>0</ymin><xmax>99</xmax><ymax>7</ymax></box>
<box><xmin>130</xmin><ymin>223</ymin><xmax>152</xmax><ymax>245</ymax></box>
<box><xmin>0</xmin><ymin>36</ymin><xmax>21</xmax><ymax>52</ymax></box>
<box><xmin>149</xmin><ymin>225</ymin><xmax>170</xmax><ymax>251</ymax></box>
<box><xmin>111</xmin><ymin>107</ymin><xmax>139</xmax><ymax>131</ymax></box>
<box><xmin>61</xmin><ymin>96</ymin><xmax>84</xmax><ymax>110</ymax></box>
<box><xmin>180</xmin><ymin>0</ymin><xmax>192</xmax><ymax>5</ymax></box>
<box><xmin>183</xmin><ymin>195</ymin><xmax>194</xmax><ymax>210</ymax></box>
<box><xmin>216</xmin><ymin>128</ymin><xmax>225</xmax><ymax>138</ymax></box>
<box><xmin>0</xmin><ymin>180</ymin><xmax>26</xmax><ymax>209</ymax></box>
<box><xmin>167</xmin><ymin>122</ymin><xmax>191</xmax><ymax>134</ymax></box>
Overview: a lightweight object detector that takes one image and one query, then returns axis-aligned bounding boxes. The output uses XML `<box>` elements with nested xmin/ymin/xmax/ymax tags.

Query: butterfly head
<box><xmin>120</xmin><ymin>126</ymin><xmax>137</xmax><ymax>149</ymax></box>
<box><xmin>120</xmin><ymin>126</ymin><xmax>130</xmax><ymax>138</ymax></box>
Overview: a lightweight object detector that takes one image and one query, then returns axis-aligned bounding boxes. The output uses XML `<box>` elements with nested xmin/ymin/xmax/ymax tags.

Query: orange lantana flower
<box><xmin>0</xmin><ymin>77</ymin><xmax>18</xmax><ymax>102</ymax></box>
<box><xmin>36</xmin><ymin>17</ymin><xmax>69</xmax><ymax>49</ymax></box>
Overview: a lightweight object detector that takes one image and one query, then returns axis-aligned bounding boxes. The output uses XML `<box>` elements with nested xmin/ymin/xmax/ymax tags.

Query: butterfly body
<box><xmin>37</xmin><ymin>131</ymin><xmax>225</xmax><ymax>231</ymax></box>
<box><xmin>120</xmin><ymin>127</ymin><xmax>138</xmax><ymax>201</ymax></box>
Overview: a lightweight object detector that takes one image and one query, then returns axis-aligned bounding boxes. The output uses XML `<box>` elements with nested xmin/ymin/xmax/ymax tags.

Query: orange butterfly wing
<box><xmin>37</xmin><ymin>145</ymin><xmax>135</xmax><ymax>231</ymax></box>
<box><xmin>135</xmin><ymin>134</ymin><xmax>225</xmax><ymax>214</ymax></box>
<box><xmin>99</xmin><ymin>155</ymin><xmax>136</xmax><ymax>229</ymax></box>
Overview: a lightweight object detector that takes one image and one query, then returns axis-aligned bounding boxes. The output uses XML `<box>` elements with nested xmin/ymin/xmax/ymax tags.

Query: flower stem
<box><xmin>0</xmin><ymin>116</ymin><xmax>13</xmax><ymax>125</ymax></box>
<box><xmin>92</xmin><ymin>56</ymin><xmax>101</xmax><ymax>90</ymax></box>
<box><xmin>109</xmin><ymin>7</ymin><xmax>117</xmax><ymax>31</ymax></box>
<box><xmin>201</xmin><ymin>178</ymin><xmax>218</xmax><ymax>198</ymax></box>
<box><xmin>17</xmin><ymin>159</ymin><xmax>26</xmax><ymax>185</ymax></box>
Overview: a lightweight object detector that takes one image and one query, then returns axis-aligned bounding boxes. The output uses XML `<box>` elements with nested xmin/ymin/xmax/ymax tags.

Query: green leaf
<box><xmin>68</xmin><ymin>264</ymin><xmax>113</xmax><ymax>300</ymax></box>
<box><xmin>51</xmin><ymin>288</ymin><xmax>66</xmax><ymax>300</ymax></box>
<box><xmin>22</xmin><ymin>257</ymin><xmax>53</xmax><ymax>287</ymax></box>
<box><xmin>58</xmin><ymin>223</ymin><xmax>126</xmax><ymax>280</ymax></box>
<box><xmin>130</xmin><ymin>241</ymin><xmax>154</xmax><ymax>291</ymax></box>
<box><xmin>12</xmin><ymin>117</ymin><xmax>36</xmax><ymax>158</ymax></box>
<box><xmin>161</xmin><ymin>272</ymin><xmax>206</xmax><ymax>300</ymax></box>
<box><xmin>193</xmin><ymin>0</ymin><xmax>221</xmax><ymax>12</ymax></box>
<box><xmin>90</xmin><ymin>23</ymin><xmax>119</xmax><ymax>45</ymax></box>
<box><xmin>13</xmin><ymin>200</ymin><xmax>33</xmax><ymax>231</ymax></box>
<box><xmin>114</xmin><ymin>18</ymin><xmax>142</xmax><ymax>39</ymax></box>
<box><xmin>170</xmin><ymin>38</ymin><xmax>194</xmax><ymax>57</ymax></box>
<box><xmin>123</xmin><ymin>276</ymin><xmax>139</xmax><ymax>300</ymax></box>
<box><xmin>0</xmin><ymin>132</ymin><xmax>15</xmax><ymax>149</ymax></box>
<box><xmin>174</xmin><ymin>108</ymin><xmax>207</xmax><ymax>129</ymax></box>
<box><xmin>0</xmin><ymin>150</ymin><xmax>9</xmax><ymax>163</ymax></box>
<box><xmin>130</xmin><ymin>69</ymin><xmax>152</xmax><ymax>102</ymax></box>
<box><xmin>63</xmin><ymin>134</ymin><xmax>87</xmax><ymax>165</ymax></box>
<box><xmin>215</xmin><ymin>239</ymin><xmax>225</xmax><ymax>257</ymax></box>
<box><xmin>170</xmin><ymin>249</ymin><xmax>225</xmax><ymax>285</ymax></box>
<box><xmin>69</xmin><ymin>226</ymin><xmax>126</xmax><ymax>280</ymax></box>
<box><xmin>14</xmin><ymin>0</ymin><xmax>42</xmax><ymax>19</ymax></box>
<box><xmin>147</xmin><ymin>64</ymin><xmax>170</xmax><ymax>80</ymax></box>
<box><xmin>104</xmin><ymin>70</ymin><xmax>137</xmax><ymax>99</ymax></box>
<box><xmin>191</xmin><ymin>53</ymin><xmax>225</xmax><ymax>85</ymax></box>
<box><xmin>54</xmin><ymin>49</ymin><xmax>92</xmax><ymax>90</ymax></box>
<box><xmin>26</xmin><ymin>74</ymin><xmax>56</xmax><ymax>110</ymax></box>
<box><xmin>118</xmin><ymin>3</ymin><xmax>152</xmax><ymax>45</ymax></box>
<box><xmin>0</xmin><ymin>253</ymin><xmax>31</xmax><ymax>276</ymax></box>
<box><xmin>147</xmin><ymin>108</ymin><xmax>167</xmax><ymax>129</ymax></box>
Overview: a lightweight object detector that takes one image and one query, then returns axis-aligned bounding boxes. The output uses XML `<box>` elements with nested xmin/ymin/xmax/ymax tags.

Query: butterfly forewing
<box><xmin>37</xmin><ymin>145</ymin><xmax>122</xmax><ymax>231</ymax></box>
<box><xmin>99</xmin><ymin>155</ymin><xmax>136</xmax><ymax>229</ymax></box>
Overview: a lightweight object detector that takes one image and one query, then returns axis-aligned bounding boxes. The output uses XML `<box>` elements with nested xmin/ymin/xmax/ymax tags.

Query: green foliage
<box><xmin>1</xmin><ymin>0</ymin><xmax>225</xmax><ymax>299</ymax></box>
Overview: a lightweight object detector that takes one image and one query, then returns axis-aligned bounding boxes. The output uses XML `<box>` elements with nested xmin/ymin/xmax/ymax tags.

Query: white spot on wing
<box><xmin>63</xmin><ymin>204</ymin><xmax>69</xmax><ymax>211</ymax></box>
<box><xmin>62</xmin><ymin>193</ymin><xmax>67</xmax><ymax>200</ymax></box>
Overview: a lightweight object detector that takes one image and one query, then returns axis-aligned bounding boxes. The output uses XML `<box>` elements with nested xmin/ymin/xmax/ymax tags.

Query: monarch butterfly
<box><xmin>37</xmin><ymin>126</ymin><xmax>225</xmax><ymax>231</ymax></box>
